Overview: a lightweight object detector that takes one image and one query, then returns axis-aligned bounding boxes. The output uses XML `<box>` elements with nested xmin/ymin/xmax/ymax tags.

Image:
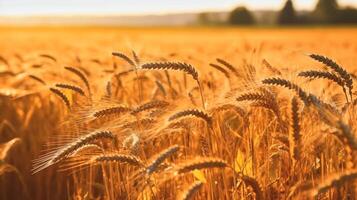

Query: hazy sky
<box><xmin>1</xmin><ymin>0</ymin><xmax>357</xmax><ymax>16</ymax></box>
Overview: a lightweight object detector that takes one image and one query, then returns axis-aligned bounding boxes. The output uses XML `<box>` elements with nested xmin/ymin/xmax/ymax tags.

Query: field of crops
<box><xmin>1</xmin><ymin>27</ymin><xmax>357</xmax><ymax>199</ymax></box>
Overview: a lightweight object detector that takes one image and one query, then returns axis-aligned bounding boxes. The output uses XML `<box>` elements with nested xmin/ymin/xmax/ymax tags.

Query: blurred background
<box><xmin>0</xmin><ymin>0</ymin><xmax>357</xmax><ymax>26</ymax></box>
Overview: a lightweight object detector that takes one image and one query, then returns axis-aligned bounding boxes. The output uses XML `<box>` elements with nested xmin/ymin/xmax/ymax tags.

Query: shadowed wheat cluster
<box><xmin>1</xmin><ymin>29</ymin><xmax>357</xmax><ymax>200</ymax></box>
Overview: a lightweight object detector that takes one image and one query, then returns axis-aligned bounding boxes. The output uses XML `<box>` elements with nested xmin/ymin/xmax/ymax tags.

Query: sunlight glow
<box><xmin>0</xmin><ymin>0</ymin><xmax>356</xmax><ymax>16</ymax></box>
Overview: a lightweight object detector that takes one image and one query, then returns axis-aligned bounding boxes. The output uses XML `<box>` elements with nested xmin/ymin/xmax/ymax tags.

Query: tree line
<box><xmin>198</xmin><ymin>0</ymin><xmax>357</xmax><ymax>25</ymax></box>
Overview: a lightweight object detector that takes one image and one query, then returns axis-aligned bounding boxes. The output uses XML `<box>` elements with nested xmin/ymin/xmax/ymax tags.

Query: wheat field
<box><xmin>0</xmin><ymin>27</ymin><xmax>357</xmax><ymax>200</ymax></box>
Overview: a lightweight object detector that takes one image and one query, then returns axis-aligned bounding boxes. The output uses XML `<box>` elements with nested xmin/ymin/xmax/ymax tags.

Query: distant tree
<box><xmin>197</xmin><ymin>12</ymin><xmax>223</xmax><ymax>25</ymax></box>
<box><xmin>198</xmin><ymin>12</ymin><xmax>211</xmax><ymax>25</ymax></box>
<box><xmin>228</xmin><ymin>7</ymin><xmax>255</xmax><ymax>25</ymax></box>
<box><xmin>277</xmin><ymin>0</ymin><xmax>297</xmax><ymax>24</ymax></box>
<box><xmin>336</xmin><ymin>7</ymin><xmax>357</xmax><ymax>23</ymax></box>
<box><xmin>313</xmin><ymin>0</ymin><xmax>339</xmax><ymax>23</ymax></box>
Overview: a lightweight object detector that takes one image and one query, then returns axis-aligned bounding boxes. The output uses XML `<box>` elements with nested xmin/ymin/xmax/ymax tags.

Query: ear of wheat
<box><xmin>298</xmin><ymin>70</ymin><xmax>344</xmax><ymax>87</ymax></box>
<box><xmin>311</xmin><ymin>170</ymin><xmax>357</xmax><ymax>197</ymax></box>
<box><xmin>168</xmin><ymin>109</ymin><xmax>212</xmax><ymax>125</ymax></box>
<box><xmin>105</xmin><ymin>80</ymin><xmax>111</xmax><ymax>97</ymax></box>
<box><xmin>68</xmin><ymin>144</ymin><xmax>103</xmax><ymax>157</ymax></box>
<box><xmin>32</xmin><ymin>130</ymin><xmax>116</xmax><ymax>174</ymax></box>
<box><xmin>140</xmin><ymin>62</ymin><xmax>198</xmax><ymax>81</ymax></box>
<box><xmin>237</xmin><ymin>89</ymin><xmax>280</xmax><ymax>119</ymax></box>
<box><xmin>236</xmin><ymin>92</ymin><xmax>268</xmax><ymax>102</ymax></box>
<box><xmin>289</xmin><ymin>97</ymin><xmax>301</xmax><ymax>166</ymax></box>
<box><xmin>115</xmin><ymin>69</ymin><xmax>135</xmax><ymax>78</ymax></box>
<box><xmin>146</xmin><ymin>145</ymin><xmax>180</xmax><ymax>175</ymax></box>
<box><xmin>175</xmin><ymin>158</ymin><xmax>227</xmax><ymax>174</ymax></box>
<box><xmin>240</xmin><ymin>175</ymin><xmax>263</xmax><ymax>200</ymax></box>
<box><xmin>139</xmin><ymin>61</ymin><xmax>206</xmax><ymax>109</ymax></box>
<box><xmin>309</xmin><ymin>54</ymin><xmax>353</xmax><ymax>100</ymax></box>
<box><xmin>179</xmin><ymin>181</ymin><xmax>203</xmax><ymax>200</ymax></box>
<box><xmin>120</xmin><ymin>118</ymin><xmax>156</xmax><ymax>130</ymax></box>
<box><xmin>155</xmin><ymin>80</ymin><xmax>167</xmax><ymax>97</ymax></box>
<box><xmin>49</xmin><ymin>87</ymin><xmax>71</xmax><ymax>109</ymax></box>
<box><xmin>132</xmin><ymin>50</ymin><xmax>140</xmax><ymax>65</ymax></box>
<box><xmin>131</xmin><ymin>100</ymin><xmax>169</xmax><ymax>115</ymax></box>
<box><xmin>250</xmin><ymin>101</ymin><xmax>281</xmax><ymax>120</ymax></box>
<box><xmin>64</xmin><ymin>66</ymin><xmax>91</xmax><ymax>96</ymax></box>
<box><xmin>216</xmin><ymin>58</ymin><xmax>239</xmax><ymax>77</ymax></box>
<box><xmin>90</xmin><ymin>153</ymin><xmax>143</xmax><ymax>167</ymax></box>
<box><xmin>209</xmin><ymin>63</ymin><xmax>230</xmax><ymax>79</ymax></box>
<box><xmin>28</xmin><ymin>75</ymin><xmax>46</xmax><ymax>85</ymax></box>
<box><xmin>298</xmin><ymin>70</ymin><xmax>349</xmax><ymax>102</ymax></box>
<box><xmin>93</xmin><ymin>106</ymin><xmax>132</xmax><ymax>118</ymax></box>
<box><xmin>112</xmin><ymin>52</ymin><xmax>136</xmax><ymax>67</ymax></box>
<box><xmin>262</xmin><ymin>77</ymin><xmax>310</xmax><ymax>105</ymax></box>
<box><xmin>39</xmin><ymin>54</ymin><xmax>57</xmax><ymax>62</ymax></box>
<box><xmin>262</xmin><ymin>59</ymin><xmax>282</xmax><ymax>75</ymax></box>
<box><xmin>55</xmin><ymin>83</ymin><xmax>85</xmax><ymax>96</ymax></box>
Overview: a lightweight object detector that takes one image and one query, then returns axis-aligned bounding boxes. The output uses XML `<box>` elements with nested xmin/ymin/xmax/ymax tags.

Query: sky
<box><xmin>0</xmin><ymin>0</ymin><xmax>357</xmax><ymax>16</ymax></box>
